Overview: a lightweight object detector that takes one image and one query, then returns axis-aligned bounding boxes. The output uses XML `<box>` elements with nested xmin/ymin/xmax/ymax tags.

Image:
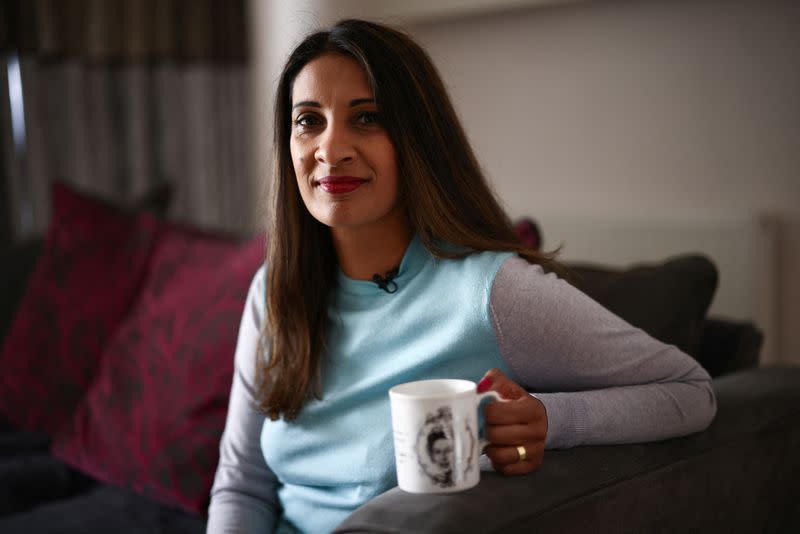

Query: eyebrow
<box><xmin>291</xmin><ymin>98</ymin><xmax>375</xmax><ymax>110</ymax></box>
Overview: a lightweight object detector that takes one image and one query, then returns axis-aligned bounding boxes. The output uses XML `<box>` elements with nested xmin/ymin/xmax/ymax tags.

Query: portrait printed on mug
<box><xmin>414</xmin><ymin>406</ymin><xmax>477</xmax><ymax>488</ymax></box>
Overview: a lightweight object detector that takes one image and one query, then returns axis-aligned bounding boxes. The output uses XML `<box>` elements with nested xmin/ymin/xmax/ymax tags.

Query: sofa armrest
<box><xmin>335</xmin><ymin>367</ymin><xmax>800</xmax><ymax>534</ymax></box>
<box><xmin>696</xmin><ymin>317</ymin><xmax>763</xmax><ymax>377</ymax></box>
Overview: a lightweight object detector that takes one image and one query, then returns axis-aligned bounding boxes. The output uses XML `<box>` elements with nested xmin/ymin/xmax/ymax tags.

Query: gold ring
<box><xmin>516</xmin><ymin>445</ymin><xmax>527</xmax><ymax>462</ymax></box>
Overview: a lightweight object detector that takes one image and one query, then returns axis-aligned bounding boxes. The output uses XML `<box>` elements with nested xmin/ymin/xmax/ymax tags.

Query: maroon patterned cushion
<box><xmin>52</xmin><ymin>224</ymin><xmax>265</xmax><ymax>514</ymax></box>
<box><xmin>0</xmin><ymin>182</ymin><xmax>160</xmax><ymax>434</ymax></box>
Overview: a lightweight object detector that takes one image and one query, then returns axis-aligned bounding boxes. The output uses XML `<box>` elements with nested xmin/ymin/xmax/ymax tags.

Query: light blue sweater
<box><xmin>264</xmin><ymin>236</ymin><xmax>513</xmax><ymax>533</ymax></box>
<box><xmin>207</xmin><ymin>236</ymin><xmax>716</xmax><ymax>534</ymax></box>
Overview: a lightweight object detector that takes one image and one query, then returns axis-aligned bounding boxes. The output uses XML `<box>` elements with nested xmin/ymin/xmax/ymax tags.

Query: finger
<box><xmin>485</xmin><ymin>442</ymin><xmax>544</xmax><ymax>467</ymax></box>
<box><xmin>477</xmin><ymin>368</ymin><xmax>527</xmax><ymax>400</ymax></box>
<box><xmin>485</xmin><ymin>396</ymin><xmax>546</xmax><ymax>425</ymax></box>
<box><xmin>485</xmin><ymin>423</ymin><xmax>545</xmax><ymax>445</ymax></box>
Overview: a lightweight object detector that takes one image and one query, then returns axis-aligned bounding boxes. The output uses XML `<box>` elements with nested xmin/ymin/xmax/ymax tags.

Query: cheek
<box><xmin>377</xmin><ymin>139</ymin><xmax>399</xmax><ymax>186</ymax></box>
<box><xmin>290</xmin><ymin>142</ymin><xmax>310</xmax><ymax>191</ymax></box>
<box><xmin>289</xmin><ymin>141</ymin><xmax>302</xmax><ymax>171</ymax></box>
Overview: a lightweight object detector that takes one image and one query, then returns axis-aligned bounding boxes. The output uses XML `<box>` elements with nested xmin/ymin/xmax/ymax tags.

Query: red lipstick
<box><xmin>317</xmin><ymin>176</ymin><xmax>367</xmax><ymax>194</ymax></box>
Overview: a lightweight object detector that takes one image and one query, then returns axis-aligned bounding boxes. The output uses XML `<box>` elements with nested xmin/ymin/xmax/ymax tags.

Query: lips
<box><xmin>316</xmin><ymin>176</ymin><xmax>368</xmax><ymax>194</ymax></box>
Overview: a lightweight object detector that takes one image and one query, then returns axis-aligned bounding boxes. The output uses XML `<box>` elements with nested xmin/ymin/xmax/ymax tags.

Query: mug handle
<box><xmin>477</xmin><ymin>390</ymin><xmax>506</xmax><ymax>452</ymax></box>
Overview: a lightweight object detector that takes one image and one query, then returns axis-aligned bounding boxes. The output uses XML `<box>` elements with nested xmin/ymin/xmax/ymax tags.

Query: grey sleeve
<box><xmin>489</xmin><ymin>256</ymin><xmax>717</xmax><ymax>450</ymax></box>
<box><xmin>207</xmin><ymin>266</ymin><xmax>281</xmax><ymax>533</ymax></box>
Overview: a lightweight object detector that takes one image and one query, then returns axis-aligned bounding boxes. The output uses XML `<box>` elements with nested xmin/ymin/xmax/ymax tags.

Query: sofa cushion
<box><xmin>0</xmin><ymin>425</ymin><xmax>51</xmax><ymax>457</ymax></box>
<box><xmin>564</xmin><ymin>255</ymin><xmax>718</xmax><ymax>358</ymax></box>
<box><xmin>52</xmin><ymin>224</ymin><xmax>264</xmax><ymax>514</ymax></box>
<box><xmin>0</xmin><ymin>182</ymin><xmax>172</xmax><ymax>346</ymax></box>
<box><xmin>0</xmin><ymin>484</ymin><xmax>205</xmax><ymax>534</ymax></box>
<box><xmin>697</xmin><ymin>317</ymin><xmax>763</xmax><ymax>377</ymax></box>
<box><xmin>0</xmin><ymin>182</ymin><xmax>161</xmax><ymax>434</ymax></box>
<box><xmin>0</xmin><ymin>454</ymin><xmax>95</xmax><ymax>518</ymax></box>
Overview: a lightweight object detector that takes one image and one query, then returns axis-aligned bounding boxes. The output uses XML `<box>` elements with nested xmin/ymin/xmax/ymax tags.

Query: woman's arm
<box><xmin>207</xmin><ymin>266</ymin><xmax>281</xmax><ymax>533</ymax></box>
<box><xmin>489</xmin><ymin>256</ymin><xmax>717</xmax><ymax>450</ymax></box>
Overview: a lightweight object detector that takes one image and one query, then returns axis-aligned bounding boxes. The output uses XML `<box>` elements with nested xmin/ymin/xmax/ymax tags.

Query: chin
<box><xmin>309</xmin><ymin>204</ymin><xmax>392</xmax><ymax>231</ymax></box>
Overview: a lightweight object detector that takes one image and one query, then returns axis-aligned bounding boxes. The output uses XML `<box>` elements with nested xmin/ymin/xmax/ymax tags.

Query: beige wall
<box><xmin>250</xmin><ymin>0</ymin><xmax>800</xmax><ymax>364</ymax></box>
<box><xmin>408</xmin><ymin>0</ymin><xmax>799</xmax><ymax>220</ymax></box>
<box><xmin>406</xmin><ymin>0</ymin><xmax>799</xmax><ymax>364</ymax></box>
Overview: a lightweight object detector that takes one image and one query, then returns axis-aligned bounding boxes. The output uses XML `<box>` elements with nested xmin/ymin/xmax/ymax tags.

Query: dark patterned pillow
<box><xmin>52</xmin><ymin>224</ymin><xmax>264</xmax><ymax>514</ymax></box>
<box><xmin>566</xmin><ymin>255</ymin><xmax>718</xmax><ymax>358</ymax></box>
<box><xmin>0</xmin><ymin>182</ymin><xmax>161</xmax><ymax>434</ymax></box>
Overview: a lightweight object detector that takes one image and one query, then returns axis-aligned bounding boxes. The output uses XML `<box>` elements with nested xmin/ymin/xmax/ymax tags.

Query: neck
<box><xmin>332</xmin><ymin>216</ymin><xmax>412</xmax><ymax>281</ymax></box>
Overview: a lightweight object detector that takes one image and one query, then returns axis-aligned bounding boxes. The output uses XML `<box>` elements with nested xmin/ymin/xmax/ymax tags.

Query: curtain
<box><xmin>0</xmin><ymin>0</ymin><xmax>255</xmax><ymax>241</ymax></box>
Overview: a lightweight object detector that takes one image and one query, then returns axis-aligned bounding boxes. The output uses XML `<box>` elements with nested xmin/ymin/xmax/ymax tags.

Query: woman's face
<box><xmin>430</xmin><ymin>437</ymin><xmax>454</xmax><ymax>469</ymax></box>
<box><xmin>290</xmin><ymin>53</ymin><xmax>402</xmax><ymax>232</ymax></box>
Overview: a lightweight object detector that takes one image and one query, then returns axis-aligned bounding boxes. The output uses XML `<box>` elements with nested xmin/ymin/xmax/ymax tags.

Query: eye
<box><xmin>356</xmin><ymin>111</ymin><xmax>381</xmax><ymax>125</ymax></box>
<box><xmin>293</xmin><ymin>113</ymin><xmax>321</xmax><ymax>128</ymax></box>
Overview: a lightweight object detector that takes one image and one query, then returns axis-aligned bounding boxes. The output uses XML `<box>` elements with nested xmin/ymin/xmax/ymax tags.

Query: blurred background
<box><xmin>1</xmin><ymin>0</ymin><xmax>797</xmax><ymax>364</ymax></box>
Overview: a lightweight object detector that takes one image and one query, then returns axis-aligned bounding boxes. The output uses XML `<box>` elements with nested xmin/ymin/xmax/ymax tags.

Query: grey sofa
<box><xmin>336</xmin><ymin>366</ymin><xmax>800</xmax><ymax>533</ymax></box>
<box><xmin>2</xmin><ymin>235</ymin><xmax>799</xmax><ymax>533</ymax></box>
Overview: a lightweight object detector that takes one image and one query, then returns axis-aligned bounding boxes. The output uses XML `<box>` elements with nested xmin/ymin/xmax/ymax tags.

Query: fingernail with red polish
<box><xmin>477</xmin><ymin>376</ymin><xmax>493</xmax><ymax>393</ymax></box>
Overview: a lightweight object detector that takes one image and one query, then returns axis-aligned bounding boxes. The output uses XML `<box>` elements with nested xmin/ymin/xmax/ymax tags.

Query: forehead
<box><xmin>291</xmin><ymin>53</ymin><xmax>372</xmax><ymax>104</ymax></box>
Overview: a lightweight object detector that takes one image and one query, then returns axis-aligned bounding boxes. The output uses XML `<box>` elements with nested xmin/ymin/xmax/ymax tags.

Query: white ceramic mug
<box><xmin>388</xmin><ymin>379</ymin><xmax>501</xmax><ymax>493</ymax></box>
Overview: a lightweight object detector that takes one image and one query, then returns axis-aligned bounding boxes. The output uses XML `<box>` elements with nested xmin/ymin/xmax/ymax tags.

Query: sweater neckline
<box><xmin>336</xmin><ymin>234</ymin><xmax>427</xmax><ymax>296</ymax></box>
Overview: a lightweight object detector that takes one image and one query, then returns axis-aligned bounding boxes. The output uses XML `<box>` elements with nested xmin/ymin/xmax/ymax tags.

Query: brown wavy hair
<box><xmin>257</xmin><ymin>19</ymin><xmax>561</xmax><ymax>421</ymax></box>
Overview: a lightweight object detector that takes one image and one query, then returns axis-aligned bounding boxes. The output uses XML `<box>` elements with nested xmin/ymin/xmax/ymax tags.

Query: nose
<box><xmin>315</xmin><ymin>121</ymin><xmax>356</xmax><ymax>167</ymax></box>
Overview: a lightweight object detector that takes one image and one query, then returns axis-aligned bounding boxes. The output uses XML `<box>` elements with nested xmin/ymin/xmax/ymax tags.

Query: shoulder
<box><xmin>425</xmin><ymin>250</ymin><xmax>518</xmax><ymax>323</ymax></box>
<box><xmin>490</xmin><ymin>254</ymin><xmax>633</xmax><ymax>337</ymax></box>
<box><xmin>492</xmin><ymin>255</ymin><xmax>569</xmax><ymax>298</ymax></box>
<box><xmin>490</xmin><ymin>254</ymin><xmax>599</xmax><ymax>319</ymax></box>
<box><xmin>442</xmin><ymin>249</ymin><xmax>516</xmax><ymax>288</ymax></box>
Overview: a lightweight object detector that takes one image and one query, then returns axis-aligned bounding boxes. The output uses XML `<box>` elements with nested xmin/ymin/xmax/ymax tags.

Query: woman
<box><xmin>207</xmin><ymin>19</ymin><xmax>716</xmax><ymax>534</ymax></box>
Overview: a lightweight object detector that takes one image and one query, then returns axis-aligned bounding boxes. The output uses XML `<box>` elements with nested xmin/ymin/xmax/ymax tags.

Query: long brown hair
<box><xmin>257</xmin><ymin>19</ymin><xmax>561</xmax><ymax>421</ymax></box>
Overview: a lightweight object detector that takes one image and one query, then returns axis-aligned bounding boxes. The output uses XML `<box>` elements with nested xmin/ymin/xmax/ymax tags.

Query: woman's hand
<box><xmin>478</xmin><ymin>368</ymin><xmax>547</xmax><ymax>475</ymax></box>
